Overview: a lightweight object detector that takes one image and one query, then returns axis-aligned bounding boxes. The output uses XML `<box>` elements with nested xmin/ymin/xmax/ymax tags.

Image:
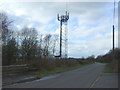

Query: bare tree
<box><xmin>0</xmin><ymin>12</ymin><xmax>18</xmax><ymax>65</ymax></box>
<box><xmin>52</xmin><ymin>34</ymin><xmax>59</xmax><ymax>56</ymax></box>
<box><xmin>43</xmin><ymin>34</ymin><xmax>52</xmax><ymax>58</ymax></box>
<box><xmin>36</xmin><ymin>35</ymin><xmax>43</xmax><ymax>58</ymax></box>
<box><xmin>20</xmin><ymin>26</ymin><xmax>38</xmax><ymax>61</ymax></box>
<box><xmin>0</xmin><ymin>12</ymin><xmax>13</xmax><ymax>45</ymax></box>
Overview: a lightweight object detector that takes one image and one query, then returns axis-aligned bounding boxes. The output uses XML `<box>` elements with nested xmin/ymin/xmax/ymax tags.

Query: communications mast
<box><xmin>57</xmin><ymin>11</ymin><xmax>69</xmax><ymax>58</ymax></box>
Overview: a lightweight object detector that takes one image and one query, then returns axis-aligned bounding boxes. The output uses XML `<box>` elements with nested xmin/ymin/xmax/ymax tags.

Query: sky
<box><xmin>0</xmin><ymin>1</ymin><xmax>119</xmax><ymax>58</ymax></box>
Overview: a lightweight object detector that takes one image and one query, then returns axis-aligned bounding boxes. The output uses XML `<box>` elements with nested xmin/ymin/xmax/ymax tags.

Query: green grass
<box><xmin>29</xmin><ymin>64</ymin><xmax>88</xmax><ymax>76</ymax></box>
<box><xmin>102</xmin><ymin>62</ymin><xmax>109</xmax><ymax>64</ymax></box>
<box><xmin>103</xmin><ymin>65</ymin><xmax>119</xmax><ymax>73</ymax></box>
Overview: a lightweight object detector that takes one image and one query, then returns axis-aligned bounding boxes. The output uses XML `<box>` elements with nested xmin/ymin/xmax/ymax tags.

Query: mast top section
<box><xmin>57</xmin><ymin>11</ymin><xmax>69</xmax><ymax>22</ymax></box>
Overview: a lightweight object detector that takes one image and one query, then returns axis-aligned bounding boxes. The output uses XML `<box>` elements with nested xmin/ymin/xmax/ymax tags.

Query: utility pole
<box><xmin>113</xmin><ymin>0</ymin><xmax>115</xmax><ymax>51</ymax></box>
<box><xmin>57</xmin><ymin>11</ymin><xmax>69</xmax><ymax>58</ymax></box>
<box><xmin>113</xmin><ymin>25</ymin><xmax>115</xmax><ymax>51</ymax></box>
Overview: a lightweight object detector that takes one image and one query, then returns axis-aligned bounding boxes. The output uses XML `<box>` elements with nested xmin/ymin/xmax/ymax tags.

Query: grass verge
<box><xmin>102</xmin><ymin>62</ymin><xmax>109</xmax><ymax>64</ymax></box>
<box><xmin>29</xmin><ymin>64</ymin><xmax>88</xmax><ymax>77</ymax></box>
<box><xmin>103</xmin><ymin>65</ymin><xmax>119</xmax><ymax>73</ymax></box>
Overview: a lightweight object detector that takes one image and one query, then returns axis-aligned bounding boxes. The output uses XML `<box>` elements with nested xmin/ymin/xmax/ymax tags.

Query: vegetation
<box><xmin>1</xmin><ymin>11</ymin><xmax>119</xmax><ymax>75</ymax></box>
<box><xmin>29</xmin><ymin>64</ymin><xmax>88</xmax><ymax>76</ymax></box>
<box><xmin>96</xmin><ymin>48</ymin><xmax>120</xmax><ymax>73</ymax></box>
<box><xmin>104</xmin><ymin>64</ymin><xmax>119</xmax><ymax>73</ymax></box>
<box><xmin>1</xmin><ymin>12</ymin><xmax>95</xmax><ymax>75</ymax></box>
<box><xmin>26</xmin><ymin>58</ymin><xmax>94</xmax><ymax>73</ymax></box>
<box><xmin>1</xmin><ymin>12</ymin><xmax>59</xmax><ymax>66</ymax></box>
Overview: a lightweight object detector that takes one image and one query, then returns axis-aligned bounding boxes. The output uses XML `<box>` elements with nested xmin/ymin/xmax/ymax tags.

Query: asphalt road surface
<box><xmin>4</xmin><ymin>63</ymin><xmax>114</xmax><ymax>88</ymax></box>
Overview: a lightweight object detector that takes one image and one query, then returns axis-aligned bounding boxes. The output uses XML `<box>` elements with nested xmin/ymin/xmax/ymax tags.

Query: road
<box><xmin>3</xmin><ymin>63</ymin><xmax>117</xmax><ymax>88</ymax></box>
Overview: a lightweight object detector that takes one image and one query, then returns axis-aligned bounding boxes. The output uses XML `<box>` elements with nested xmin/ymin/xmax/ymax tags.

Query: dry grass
<box><xmin>26</xmin><ymin>58</ymin><xmax>94</xmax><ymax>72</ymax></box>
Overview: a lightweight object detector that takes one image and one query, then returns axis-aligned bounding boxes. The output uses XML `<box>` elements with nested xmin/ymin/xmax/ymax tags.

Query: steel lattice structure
<box><xmin>57</xmin><ymin>11</ymin><xmax>69</xmax><ymax>58</ymax></box>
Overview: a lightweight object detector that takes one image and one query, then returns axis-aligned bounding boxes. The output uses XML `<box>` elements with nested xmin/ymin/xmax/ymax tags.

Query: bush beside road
<box><xmin>29</xmin><ymin>64</ymin><xmax>88</xmax><ymax>77</ymax></box>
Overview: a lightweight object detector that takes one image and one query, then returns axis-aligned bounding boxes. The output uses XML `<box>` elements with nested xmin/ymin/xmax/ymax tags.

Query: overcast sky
<box><xmin>0</xmin><ymin>1</ymin><xmax>118</xmax><ymax>58</ymax></box>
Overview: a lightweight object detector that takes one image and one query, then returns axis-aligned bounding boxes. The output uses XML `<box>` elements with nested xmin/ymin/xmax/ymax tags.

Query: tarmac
<box><xmin>2</xmin><ymin>75</ymin><xmax>41</xmax><ymax>86</ymax></box>
<box><xmin>92</xmin><ymin>73</ymin><xmax>119</xmax><ymax>88</ymax></box>
<box><xmin>2</xmin><ymin>63</ymin><xmax>119</xmax><ymax>88</ymax></box>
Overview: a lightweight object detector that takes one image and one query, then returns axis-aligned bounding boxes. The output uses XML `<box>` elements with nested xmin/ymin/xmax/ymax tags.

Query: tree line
<box><xmin>96</xmin><ymin>48</ymin><xmax>120</xmax><ymax>70</ymax></box>
<box><xmin>1</xmin><ymin>12</ymin><xmax>59</xmax><ymax>66</ymax></box>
